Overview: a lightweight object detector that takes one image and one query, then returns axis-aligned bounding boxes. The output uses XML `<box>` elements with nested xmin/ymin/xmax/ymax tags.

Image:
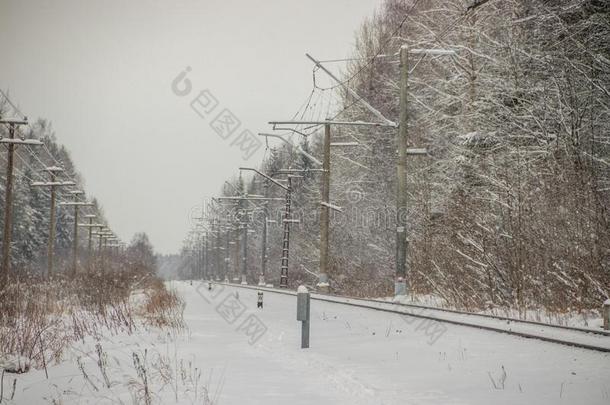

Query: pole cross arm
<box><xmin>305</xmin><ymin>53</ymin><xmax>397</xmax><ymax>127</ymax></box>
<box><xmin>258</xmin><ymin>133</ymin><xmax>323</xmax><ymax>166</ymax></box>
<box><xmin>320</xmin><ymin>201</ymin><xmax>343</xmax><ymax>213</ymax></box>
<box><xmin>215</xmin><ymin>196</ymin><xmax>283</xmax><ymax>201</ymax></box>
<box><xmin>239</xmin><ymin>167</ymin><xmax>289</xmax><ymax>191</ymax></box>
<box><xmin>406</xmin><ymin>148</ymin><xmax>430</xmax><ymax>156</ymax></box>
<box><xmin>0</xmin><ymin>118</ymin><xmax>28</xmax><ymax>125</ymax></box>
<box><xmin>269</xmin><ymin>120</ymin><xmax>395</xmax><ymax>128</ymax></box>
<box><xmin>408</xmin><ymin>48</ymin><xmax>457</xmax><ymax>55</ymax></box>
<box><xmin>331</xmin><ymin>142</ymin><xmax>360</xmax><ymax>147</ymax></box>
<box><xmin>31</xmin><ymin>181</ymin><xmax>76</xmax><ymax>187</ymax></box>
<box><xmin>59</xmin><ymin>202</ymin><xmax>95</xmax><ymax>206</ymax></box>
<box><xmin>275</xmin><ymin>168</ymin><xmax>326</xmax><ymax>175</ymax></box>
<box><xmin>0</xmin><ymin>138</ymin><xmax>43</xmax><ymax>146</ymax></box>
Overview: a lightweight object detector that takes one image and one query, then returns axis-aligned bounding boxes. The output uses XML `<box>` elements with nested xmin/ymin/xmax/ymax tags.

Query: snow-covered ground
<box><xmin>5</xmin><ymin>280</ymin><xmax>610</xmax><ymax>404</ymax></box>
<box><xmin>384</xmin><ymin>294</ymin><xmax>605</xmax><ymax>330</ymax></box>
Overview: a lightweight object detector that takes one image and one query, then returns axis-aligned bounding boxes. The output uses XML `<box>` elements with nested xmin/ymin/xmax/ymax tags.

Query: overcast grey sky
<box><xmin>0</xmin><ymin>0</ymin><xmax>383</xmax><ymax>254</ymax></box>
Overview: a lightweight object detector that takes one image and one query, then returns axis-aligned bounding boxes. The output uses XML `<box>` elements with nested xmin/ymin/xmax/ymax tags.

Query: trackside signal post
<box><xmin>297</xmin><ymin>285</ymin><xmax>311</xmax><ymax>348</ymax></box>
<box><xmin>602</xmin><ymin>298</ymin><xmax>610</xmax><ymax>330</ymax></box>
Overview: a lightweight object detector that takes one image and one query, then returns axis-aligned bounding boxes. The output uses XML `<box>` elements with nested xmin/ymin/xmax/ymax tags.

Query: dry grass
<box><xmin>139</xmin><ymin>278</ymin><xmax>185</xmax><ymax>330</ymax></box>
<box><xmin>0</xmin><ymin>266</ymin><xmax>184</xmax><ymax>372</ymax></box>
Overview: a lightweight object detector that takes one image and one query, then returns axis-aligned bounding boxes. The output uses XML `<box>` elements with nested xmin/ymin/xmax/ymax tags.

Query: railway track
<box><xmin>214</xmin><ymin>281</ymin><xmax>610</xmax><ymax>353</ymax></box>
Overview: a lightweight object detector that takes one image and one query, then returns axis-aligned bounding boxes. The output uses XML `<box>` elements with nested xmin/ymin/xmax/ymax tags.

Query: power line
<box><xmin>0</xmin><ymin>92</ymin><xmax>98</xmax><ymax>214</ymax></box>
<box><xmin>331</xmin><ymin>2</ymin><xmax>473</xmax><ymax>122</ymax></box>
<box><xmin>0</xmin><ymin>146</ymin><xmax>67</xmax><ymax>202</ymax></box>
<box><xmin>13</xmin><ymin>150</ymin><xmax>49</xmax><ymax>182</ymax></box>
<box><xmin>312</xmin><ymin>0</ymin><xmax>422</xmax><ymax>93</ymax></box>
<box><xmin>0</xmin><ymin>89</ymin><xmax>26</xmax><ymax>120</ymax></box>
<box><xmin>0</xmin><ymin>90</ymin><xmax>80</xmax><ymax>186</ymax></box>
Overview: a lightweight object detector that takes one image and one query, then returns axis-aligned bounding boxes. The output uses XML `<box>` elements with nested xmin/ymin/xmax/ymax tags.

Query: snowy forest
<box><xmin>181</xmin><ymin>0</ymin><xmax>610</xmax><ymax>313</ymax></box>
<box><xmin>1</xmin><ymin>0</ymin><xmax>610</xmax><ymax>403</ymax></box>
<box><xmin>0</xmin><ymin>114</ymin><xmax>157</xmax><ymax>275</ymax></box>
<box><xmin>0</xmin><ymin>103</ymin><xmax>183</xmax><ymax>380</ymax></box>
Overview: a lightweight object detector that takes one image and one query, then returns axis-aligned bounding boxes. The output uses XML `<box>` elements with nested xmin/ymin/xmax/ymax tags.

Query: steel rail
<box><xmin>213</xmin><ymin>282</ymin><xmax>610</xmax><ymax>353</ymax></box>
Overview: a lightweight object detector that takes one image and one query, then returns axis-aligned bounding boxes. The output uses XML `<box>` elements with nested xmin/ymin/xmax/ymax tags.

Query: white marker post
<box><xmin>602</xmin><ymin>298</ymin><xmax>610</xmax><ymax>330</ymax></box>
<box><xmin>297</xmin><ymin>285</ymin><xmax>311</xmax><ymax>348</ymax></box>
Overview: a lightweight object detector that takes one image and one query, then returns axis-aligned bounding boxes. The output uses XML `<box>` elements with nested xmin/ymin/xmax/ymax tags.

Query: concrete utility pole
<box><xmin>84</xmin><ymin>215</ymin><xmax>96</xmax><ymax>254</ymax></box>
<box><xmin>194</xmin><ymin>236</ymin><xmax>200</xmax><ymax>279</ymax></box>
<box><xmin>94</xmin><ymin>225</ymin><xmax>106</xmax><ymax>258</ymax></box>
<box><xmin>260</xmin><ymin>181</ymin><xmax>269</xmax><ymax>286</ymax></box>
<box><xmin>240</xmin><ymin>218</ymin><xmax>248</xmax><ymax>284</ymax></box>
<box><xmin>103</xmin><ymin>235</ymin><xmax>118</xmax><ymax>267</ymax></box>
<box><xmin>209</xmin><ymin>219</ymin><xmax>218</xmax><ymax>281</ymax></box>
<box><xmin>71</xmin><ymin>191</ymin><xmax>83</xmax><ymax>275</ymax></box>
<box><xmin>0</xmin><ymin>118</ymin><xmax>41</xmax><ymax>285</ymax></box>
<box><xmin>209</xmin><ymin>220</ymin><xmax>229</xmax><ymax>282</ymax></box>
<box><xmin>239</xmin><ymin>167</ymin><xmax>291</xmax><ymax>287</ymax></box>
<box><xmin>215</xmin><ymin>222</ymin><xmax>222</xmax><ymax>281</ymax></box>
<box><xmin>31</xmin><ymin>167</ymin><xmax>75</xmax><ymax>278</ymax></box>
<box><xmin>232</xmin><ymin>225</ymin><xmax>240</xmax><ymax>281</ymax></box>
<box><xmin>267</xmin><ymin>120</ymin><xmax>389</xmax><ymax>292</ymax></box>
<box><xmin>78</xmin><ymin>214</ymin><xmax>102</xmax><ymax>270</ymax></box>
<box><xmin>279</xmin><ymin>176</ymin><xmax>294</xmax><ymax>288</ymax></box>
<box><xmin>199</xmin><ymin>232</ymin><xmax>205</xmax><ymax>279</ymax></box>
<box><xmin>207</xmin><ymin>223</ymin><xmax>215</xmax><ymax>280</ymax></box>
<box><xmin>219</xmin><ymin>185</ymin><xmax>243</xmax><ymax>283</ymax></box>
<box><xmin>302</xmin><ymin>49</ymin><xmax>452</xmax><ymax>296</ymax></box>
<box><xmin>318</xmin><ymin>122</ymin><xmax>331</xmax><ymax>292</ymax></box>
<box><xmin>237</xmin><ymin>181</ymin><xmax>249</xmax><ymax>285</ymax></box>
<box><xmin>239</xmin><ymin>225</ymin><xmax>259</xmax><ymax>284</ymax></box>
<box><xmin>78</xmin><ymin>214</ymin><xmax>104</xmax><ymax>271</ymax></box>
<box><xmin>192</xmin><ymin>209</ymin><xmax>207</xmax><ymax>280</ymax></box>
<box><xmin>395</xmin><ymin>46</ymin><xmax>455</xmax><ymax>296</ymax></box>
<box><xmin>217</xmin><ymin>190</ymin><xmax>283</xmax><ymax>285</ymax></box>
<box><xmin>224</xmin><ymin>226</ymin><xmax>231</xmax><ymax>282</ymax></box>
<box><xmin>204</xmin><ymin>230</ymin><xmax>209</xmax><ymax>280</ymax></box>
<box><xmin>61</xmin><ymin>191</ymin><xmax>94</xmax><ymax>276</ymax></box>
<box><xmin>396</xmin><ymin>46</ymin><xmax>409</xmax><ymax>296</ymax></box>
<box><xmin>96</xmin><ymin>230</ymin><xmax>103</xmax><ymax>252</ymax></box>
<box><xmin>94</xmin><ymin>228</ymin><xmax>114</xmax><ymax>271</ymax></box>
<box><xmin>105</xmin><ymin>235</ymin><xmax>118</xmax><ymax>266</ymax></box>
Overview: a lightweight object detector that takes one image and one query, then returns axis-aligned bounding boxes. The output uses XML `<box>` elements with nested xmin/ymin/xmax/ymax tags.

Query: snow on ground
<box><xmin>385</xmin><ymin>294</ymin><xmax>606</xmax><ymax>330</ymax></box>
<box><xmin>307</xmin><ymin>293</ymin><xmax>610</xmax><ymax>350</ymax></box>
<box><xmin>5</xmin><ymin>280</ymin><xmax>610</xmax><ymax>404</ymax></box>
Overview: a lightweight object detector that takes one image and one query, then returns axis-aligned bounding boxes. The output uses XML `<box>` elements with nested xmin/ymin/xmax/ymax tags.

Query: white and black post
<box><xmin>602</xmin><ymin>298</ymin><xmax>610</xmax><ymax>330</ymax></box>
<box><xmin>297</xmin><ymin>285</ymin><xmax>311</xmax><ymax>349</ymax></box>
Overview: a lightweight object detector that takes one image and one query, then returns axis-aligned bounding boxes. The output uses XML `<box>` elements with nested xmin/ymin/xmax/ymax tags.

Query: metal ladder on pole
<box><xmin>279</xmin><ymin>177</ymin><xmax>292</xmax><ymax>288</ymax></box>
